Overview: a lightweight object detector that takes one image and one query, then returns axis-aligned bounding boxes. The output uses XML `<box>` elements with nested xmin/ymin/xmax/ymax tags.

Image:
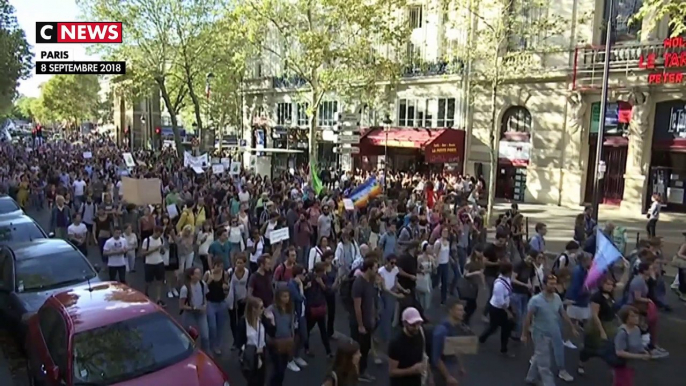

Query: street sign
<box><xmin>337</xmin><ymin>134</ymin><xmax>360</xmax><ymax>144</ymax></box>
<box><xmin>340</xmin><ymin>112</ymin><xmax>358</xmax><ymax>122</ymax></box>
<box><xmin>334</xmin><ymin>146</ymin><xmax>360</xmax><ymax>154</ymax></box>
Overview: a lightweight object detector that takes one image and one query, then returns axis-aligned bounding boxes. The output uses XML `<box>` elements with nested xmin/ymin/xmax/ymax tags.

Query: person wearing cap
<box><xmin>522</xmin><ymin>274</ymin><xmax>578</xmax><ymax>384</ymax></box>
<box><xmin>388</xmin><ymin>307</ymin><xmax>428</xmax><ymax>386</ymax></box>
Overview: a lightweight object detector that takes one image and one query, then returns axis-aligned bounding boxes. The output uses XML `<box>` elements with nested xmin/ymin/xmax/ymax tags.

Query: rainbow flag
<box><xmin>343</xmin><ymin>178</ymin><xmax>382</xmax><ymax>208</ymax></box>
<box><xmin>584</xmin><ymin>229</ymin><xmax>623</xmax><ymax>290</ymax></box>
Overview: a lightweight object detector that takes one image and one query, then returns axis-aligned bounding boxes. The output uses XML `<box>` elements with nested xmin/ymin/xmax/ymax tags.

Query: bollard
<box><xmin>635</xmin><ymin>231</ymin><xmax>640</xmax><ymax>248</ymax></box>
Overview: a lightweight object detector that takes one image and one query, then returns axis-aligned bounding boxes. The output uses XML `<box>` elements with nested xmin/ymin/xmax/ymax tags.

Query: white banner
<box><xmin>212</xmin><ymin>164</ymin><xmax>225</xmax><ymax>174</ymax></box>
<box><xmin>184</xmin><ymin>152</ymin><xmax>209</xmax><ymax>168</ymax></box>
<box><xmin>122</xmin><ymin>152</ymin><xmax>136</xmax><ymax>168</ymax></box>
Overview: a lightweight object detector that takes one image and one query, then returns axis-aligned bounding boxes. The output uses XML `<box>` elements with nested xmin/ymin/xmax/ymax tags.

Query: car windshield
<box><xmin>0</xmin><ymin>199</ymin><xmax>20</xmax><ymax>215</ymax></box>
<box><xmin>72</xmin><ymin>312</ymin><xmax>194</xmax><ymax>385</ymax></box>
<box><xmin>0</xmin><ymin>222</ymin><xmax>46</xmax><ymax>244</ymax></box>
<box><xmin>15</xmin><ymin>251</ymin><xmax>95</xmax><ymax>292</ymax></box>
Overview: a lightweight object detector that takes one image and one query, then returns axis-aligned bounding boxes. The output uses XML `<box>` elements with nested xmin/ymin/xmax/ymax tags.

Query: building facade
<box><xmin>241</xmin><ymin>0</ymin><xmax>686</xmax><ymax>212</ymax></box>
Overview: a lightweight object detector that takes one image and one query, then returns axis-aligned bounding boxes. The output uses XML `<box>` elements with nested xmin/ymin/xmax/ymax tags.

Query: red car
<box><xmin>25</xmin><ymin>281</ymin><xmax>231</xmax><ymax>386</ymax></box>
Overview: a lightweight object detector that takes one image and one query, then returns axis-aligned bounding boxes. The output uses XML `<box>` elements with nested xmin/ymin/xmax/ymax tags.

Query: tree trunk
<box><xmin>308</xmin><ymin>88</ymin><xmax>319</xmax><ymax>165</ymax></box>
<box><xmin>486</xmin><ymin>79</ymin><xmax>499</xmax><ymax>226</ymax></box>
<box><xmin>187</xmin><ymin>84</ymin><xmax>204</xmax><ymax>152</ymax></box>
<box><xmin>156</xmin><ymin>79</ymin><xmax>184</xmax><ymax>157</ymax></box>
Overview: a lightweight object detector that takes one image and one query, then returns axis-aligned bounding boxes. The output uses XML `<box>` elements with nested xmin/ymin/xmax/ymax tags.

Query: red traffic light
<box><xmin>155</xmin><ymin>127</ymin><xmax>161</xmax><ymax>134</ymax></box>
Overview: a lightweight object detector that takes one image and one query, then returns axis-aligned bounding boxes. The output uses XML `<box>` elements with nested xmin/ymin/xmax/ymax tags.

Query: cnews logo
<box><xmin>36</xmin><ymin>22</ymin><xmax>122</xmax><ymax>44</ymax></box>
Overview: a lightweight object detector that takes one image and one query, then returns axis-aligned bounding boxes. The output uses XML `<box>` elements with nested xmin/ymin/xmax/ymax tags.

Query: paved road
<box><xmin>3</xmin><ymin>207</ymin><xmax>685</xmax><ymax>386</ymax></box>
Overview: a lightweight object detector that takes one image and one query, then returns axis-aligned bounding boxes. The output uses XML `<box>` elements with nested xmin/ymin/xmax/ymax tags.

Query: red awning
<box><xmin>424</xmin><ymin>129</ymin><xmax>465</xmax><ymax>163</ymax></box>
<box><xmin>362</xmin><ymin>127</ymin><xmax>444</xmax><ymax>148</ymax></box>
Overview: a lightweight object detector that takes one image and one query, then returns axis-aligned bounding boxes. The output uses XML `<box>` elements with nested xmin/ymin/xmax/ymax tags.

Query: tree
<box><xmin>11</xmin><ymin>96</ymin><xmax>37</xmax><ymax>121</ymax></box>
<box><xmin>78</xmin><ymin>0</ymin><xmax>190</xmax><ymax>154</ymax></box>
<box><xmin>448</xmin><ymin>0</ymin><xmax>572</xmax><ymax>223</ymax></box>
<box><xmin>0</xmin><ymin>0</ymin><xmax>32</xmax><ymax>114</ymax></box>
<box><xmin>636</xmin><ymin>0</ymin><xmax>686</xmax><ymax>37</ymax></box>
<box><xmin>236</xmin><ymin>0</ymin><xmax>410</xmax><ymax>163</ymax></box>
<box><xmin>39</xmin><ymin>74</ymin><xmax>101</xmax><ymax>127</ymax></box>
<box><xmin>94</xmin><ymin>88</ymin><xmax>114</xmax><ymax>124</ymax></box>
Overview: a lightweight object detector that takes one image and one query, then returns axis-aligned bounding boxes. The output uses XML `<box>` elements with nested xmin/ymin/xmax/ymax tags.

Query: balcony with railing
<box><xmin>402</xmin><ymin>58</ymin><xmax>465</xmax><ymax>78</ymax></box>
<box><xmin>572</xmin><ymin>39</ymin><xmax>686</xmax><ymax>90</ymax></box>
<box><xmin>272</xmin><ymin>75</ymin><xmax>308</xmax><ymax>89</ymax></box>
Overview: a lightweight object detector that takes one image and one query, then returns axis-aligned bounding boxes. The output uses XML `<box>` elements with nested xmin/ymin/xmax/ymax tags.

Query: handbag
<box><xmin>672</xmin><ymin>255</ymin><xmax>686</xmax><ymax>269</ymax></box>
<box><xmin>457</xmin><ymin>277</ymin><xmax>478</xmax><ymax>300</ymax></box>
<box><xmin>416</xmin><ymin>274</ymin><xmax>431</xmax><ymax>294</ymax></box>
<box><xmin>309</xmin><ymin>304</ymin><xmax>327</xmax><ymax>319</ymax></box>
<box><xmin>599</xmin><ymin>327</ymin><xmax>628</xmax><ymax>368</ymax></box>
<box><xmin>240</xmin><ymin>323</ymin><xmax>262</xmax><ymax>373</ymax></box>
<box><xmin>273</xmin><ymin>337</ymin><xmax>295</xmax><ymax>354</ymax></box>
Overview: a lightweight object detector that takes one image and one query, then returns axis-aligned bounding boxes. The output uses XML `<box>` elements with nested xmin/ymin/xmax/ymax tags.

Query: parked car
<box><xmin>0</xmin><ymin>239</ymin><xmax>100</xmax><ymax>338</ymax></box>
<box><xmin>25</xmin><ymin>282</ymin><xmax>231</xmax><ymax>386</ymax></box>
<box><xmin>0</xmin><ymin>214</ymin><xmax>53</xmax><ymax>244</ymax></box>
<box><xmin>0</xmin><ymin>195</ymin><xmax>23</xmax><ymax>217</ymax></box>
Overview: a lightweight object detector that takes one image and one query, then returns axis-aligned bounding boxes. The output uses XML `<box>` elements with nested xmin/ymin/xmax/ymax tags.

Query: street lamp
<box><xmin>591</xmin><ymin>0</ymin><xmax>615</xmax><ymax>223</ymax></box>
<box><xmin>140</xmin><ymin>116</ymin><xmax>146</xmax><ymax>150</ymax></box>
<box><xmin>382</xmin><ymin>114</ymin><xmax>392</xmax><ymax>193</ymax></box>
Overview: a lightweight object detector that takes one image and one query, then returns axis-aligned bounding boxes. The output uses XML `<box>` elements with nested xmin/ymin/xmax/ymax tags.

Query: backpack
<box><xmin>179</xmin><ymin>281</ymin><xmax>206</xmax><ymax>315</ymax></box>
<box><xmin>339</xmin><ymin>271</ymin><xmax>357</xmax><ymax>313</ymax></box>
<box><xmin>552</xmin><ymin>253</ymin><xmax>573</xmax><ymax>274</ymax></box>
<box><xmin>397</xmin><ymin>225</ymin><xmax>412</xmax><ymax>238</ymax></box>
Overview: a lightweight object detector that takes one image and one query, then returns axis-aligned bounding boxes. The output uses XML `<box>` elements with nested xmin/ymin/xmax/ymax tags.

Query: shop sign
<box><xmin>653</xmin><ymin>100</ymin><xmax>686</xmax><ymax>141</ymax></box>
<box><xmin>639</xmin><ymin>36</ymin><xmax>686</xmax><ymax>84</ymax></box>
<box><xmin>499</xmin><ymin>141</ymin><xmax>531</xmax><ymax>165</ymax></box>
<box><xmin>429</xmin><ymin>141</ymin><xmax>459</xmax><ymax>155</ymax></box>
<box><xmin>426</xmin><ymin>141</ymin><xmax>460</xmax><ymax>163</ymax></box>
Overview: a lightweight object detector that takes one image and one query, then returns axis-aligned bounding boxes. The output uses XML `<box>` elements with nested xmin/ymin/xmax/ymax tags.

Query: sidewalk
<box><xmin>494</xmin><ymin>202</ymin><xmax>685</xmax><ymax>274</ymax></box>
<box><xmin>0</xmin><ymin>346</ymin><xmax>17</xmax><ymax>386</ymax></box>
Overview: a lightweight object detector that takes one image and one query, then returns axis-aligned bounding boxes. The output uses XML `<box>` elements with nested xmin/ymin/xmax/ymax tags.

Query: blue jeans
<box><xmin>526</xmin><ymin>333</ymin><xmax>556</xmax><ymax>386</ymax></box>
<box><xmin>379</xmin><ymin>292</ymin><xmax>396</xmax><ymax>342</ymax></box>
<box><xmin>298</xmin><ymin>244</ymin><xmax>310</xmax><ymax>268</ymax></box>
<box><xmin>437</xmin><ymin>263</ymin><xmax>450</xmax><ymax>304</ymax></box>
<box><xmin>206</xmin><ymin>301</ymin><xmax>227</xmax><ymax>351</ymax></box>
<box><xmin>511</xmin><ymin>293</ymin><xmax>529</xmax><ymax>338</ymax></box>
<box><xmin>294</xmin><ymin>315</ymin><xmax>308</xmax><ymax>358</ymax></box>
<box><xmin>182</xmin><ymin>310</ymin><xmax>210</xmax><ymax>351</ymax></box>
<box><xmin>549</xmin><ymin>326</ymin><xmax>565</xmax><ymax>368</ymax></box>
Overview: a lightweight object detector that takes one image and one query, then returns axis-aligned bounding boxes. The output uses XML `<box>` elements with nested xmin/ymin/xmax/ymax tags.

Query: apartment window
<box><xmin>603</xmin><ymin>0</ymin><xmax>643</xmax><ymax>43</ymax></box>
<box><xmin>297</xmin><ymin>103</ymin><xmax>309</xmax><ymax>126</ymax></box>
<box><xmin>318</xmin><ymin>101</ymin><xmax>338</xmax><ymax>127</ymax></box>
<box><xmin>398</xmin><ymin>99</ymin><xmax>431</xmax><ymax>127</ymax></box>
<box><xmin>437</xmin><ymin>98</ymin><xmax>456</xmax><ymax>128</ymax></box>
<box><xmin>508</xmin><ymin>1</ymin><xmax>536</xmax><ymax>50</ymax></box>
<box><xmin>276</xmin><ymin>103</ymin><xmax>292</xmax><ymax>125</ymax></box>
<box><xmin>409</xmin><ymin>6</ymin><xmax>423</xmax><ymax>29</ymax></box>
<box><xmin>500</xmin><ymin>106</ymin><xmax>532</xmax><ymax>137</ymax></box>
<box><xmin>406</xmin><ymin>42</ymin><xmax>421</xmax><ymax>66</ymax></box>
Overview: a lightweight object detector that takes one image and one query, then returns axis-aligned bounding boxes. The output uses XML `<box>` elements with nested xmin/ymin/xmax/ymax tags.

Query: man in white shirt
<box><xmin>72</xmin><ymin>176</ymin><xmax>87</xmax><ymax>208</ymax></box>
<box><xmin>140</xmin><ymin>226</ymin><xmax>166</xmax><ymax>307</ymax></box>
<box><xmin>478</xmin><ymin>262</ymin><xmax>516</xmax><ymax>356</ymax></box>
<box><xmin>103</xmin><ymin>227</ymin><xmax>129</xmax><ymax>284</ymax></box>
<box><xmin>67</xmin><ymin>214</ymin><xmax>88</xmax><ymax>256</ymax></box>
<box><xmin>377</xmin><ymin>255</ymin><xmax>408</xmax><ymax>346</ymax></box>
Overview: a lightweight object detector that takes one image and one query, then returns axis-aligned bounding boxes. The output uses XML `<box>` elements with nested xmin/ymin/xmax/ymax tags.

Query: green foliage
<box><xmin>10</xmin><ymin>96</ymin><xmax>36</xmax><ymax>121</ymax></box>
<box><xmin>39</xmin><ymin>75</ymin><xmax>101</xmax><ymax>126</ymax></box>
<box><xmin>0</xmin><ymin>0</ymin><xmax>33</xmax><ymax>114</ymax></box>
<box><xmin>235</xmin><ymin>0</ymin><xmax>410</xmax><ymax>159</ymax></box>
<box><xmin>635</xmin><ymin>0</ymin><xmax>686</xmax><ymax>37</ymax></box>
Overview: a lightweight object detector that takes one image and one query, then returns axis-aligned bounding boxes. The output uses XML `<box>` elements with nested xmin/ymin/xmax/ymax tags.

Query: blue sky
<box><xmin>11</xmin><ymin>0</ymin><xmax>100</xmax><ymax>98</ymax></box>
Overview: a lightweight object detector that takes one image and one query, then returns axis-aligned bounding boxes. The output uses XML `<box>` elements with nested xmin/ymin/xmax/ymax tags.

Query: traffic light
<box><xmin>154</xmin><ymin>127</ymin><xmax>162</xmax><ymax>149</ymax></box>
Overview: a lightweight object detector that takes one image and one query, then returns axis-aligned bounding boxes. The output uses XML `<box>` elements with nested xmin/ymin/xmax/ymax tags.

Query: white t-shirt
<box><xmin>142</xmin><ymin>236</ymin><xmax>164</xmax><ymax>265</ymax></box>
<box><xmin>124</xmin><ymin>233</ymin><xmax>138</xmax><ymax>257</ymax></box>
<box><xmin>116</xmin><ymin>180</ymin><xmax>123</xmax><ymax>197</ymax></box>
<box><xmin>378</xmin><ymin>266</ymin><xmax>399</xmax><ymax>291</ymax></box>
<box><xmin>73</xmin><ymin>180</ymin><xmax>87</xmax><ymax>196</ymax></box>
<box><xmin>246</xmin><ymin>237</ymin><xmax>263</xmax><ymax>263</ymax></box>
<box><xmin>197</xmin><ymin>231</ymin><xmax>214</xmax><ymax>256</ymax></box>
<box><xmin>238</xmin><ymin>191</ymin><xmax>250</xmax><ymax>203</ymax></box>
<box><xmin>434</xmin><ymin>239</ymin><xmax>451</xmax><ymax>265</ymax></box>
<box><xmin>67</xmin><ymin>223</ymin><xmax>88</xmax><ymax>244</ymax></box>
<box><xmin>103</xmin><ymin>237</ymin><xmax>129</xmax><ymax>267</ymax></box>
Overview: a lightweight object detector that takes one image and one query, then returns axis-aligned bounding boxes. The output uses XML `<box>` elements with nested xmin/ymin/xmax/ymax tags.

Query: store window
<box><xmin>500</xmin><ymin>106</ymin><xmax>532</xmax><ymax>137</ymax></box>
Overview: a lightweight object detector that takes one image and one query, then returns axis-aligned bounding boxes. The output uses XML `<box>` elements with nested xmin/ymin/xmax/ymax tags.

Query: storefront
<box><xmin>648</xmin><ymin>99</ymin><xmax>686</xmax><ymax>212</ymax></box>
<box><xmin>496</xmin><ymin>106</ymin><xmax>531</xmax><ymax>202</ymax></box>
<box><xmin>583</xmin><ymin>101</ymin><xmax>631</xmax><ymax>205</ymax></box>
<box><xmin>358</xmin><ymin>127</ymin><xmax>465</xmax><ymax>172</ymax></box>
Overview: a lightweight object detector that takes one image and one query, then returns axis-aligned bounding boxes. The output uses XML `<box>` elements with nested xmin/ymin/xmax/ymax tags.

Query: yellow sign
<box><xmin>431</xmin><ymin>142</ymin><xmax>458</xmax><ymax>154</ymax></box>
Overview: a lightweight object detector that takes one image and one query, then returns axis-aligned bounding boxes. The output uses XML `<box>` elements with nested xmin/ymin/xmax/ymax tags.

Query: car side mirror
<box><xmin>93</xmin><ymin>264</ymin><xmax>101</xmax><ymax>273</ymax></box>
<box><xmin>186</xmin><ymin>326</ymin><xmax>199</xmax><ymax>341</ymax></box>
<box><xmin>48</xmin><ymin>232</ymin><xmax>55</xmax><ymax>238</ymax></box>
<box><xmin>46</xmin><ymin>364</ymin><xmax>60</xmax><ymax>383</ymax></box>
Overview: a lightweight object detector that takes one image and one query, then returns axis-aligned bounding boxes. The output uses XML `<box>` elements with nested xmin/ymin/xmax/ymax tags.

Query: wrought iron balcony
<box><xmin>402</xmin><ymin>59</ymin><xmax>465</xmax><ymax>78</ymax></box>
<box><xmin>272</xmin><ymin>75</ymin><xmax>308</xmax><ymax>89</ymax></box>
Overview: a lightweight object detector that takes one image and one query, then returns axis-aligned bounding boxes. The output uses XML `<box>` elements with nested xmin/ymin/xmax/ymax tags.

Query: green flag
<box><xmin>310</xmin><ymin>160</ymin><xmax>323</xmax><ymax>195</ymax></box>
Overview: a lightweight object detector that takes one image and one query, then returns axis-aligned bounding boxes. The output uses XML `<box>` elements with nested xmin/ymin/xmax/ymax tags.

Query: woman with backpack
<box><xmin>321</xmin><ymin>340</ymin><xmax>361</xmax><ymax>386</ymax></box>
<box><xmin>264</xmin><ymin>288</ymin><xmax>296</xmax><ymax>384</ymax></box>
<box><xmin>236</xmin><ymin>296</ymin><xmax>267</xmax><ymax>386</ymax></box>
<box><xmin>303</xmin><ymin>262</ymin><xmax>333</xmax><ymax>358</ymax></box>
<box><xmin>228</xmin><ymin>254</ymin><xmax>251</xmax><ymax>350</ymax></box>
<box><xmin>203</xmin><ymin>257</ymin><xmax>229</xmax><ymax>356</ymax></box>
<box><xmin>309</xmin><ymin>236</ymin><xmax>331</xmax><ymax>271</ymax></box>
<box><xmin>178</xmin><ymin>267</ymin><xmax>210</xmax><ymax>351</ymax></box>
<box><xmin>612</xmin><ymin>306</ymin><xmax>654</xmax><ymax>385</ymax></box>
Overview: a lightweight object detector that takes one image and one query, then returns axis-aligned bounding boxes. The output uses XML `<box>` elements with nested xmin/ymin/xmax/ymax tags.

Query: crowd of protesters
<box><xmin>0</xmin><ymin>132</ymin><xmax>678</xmax><ymax>386</ymax></box>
